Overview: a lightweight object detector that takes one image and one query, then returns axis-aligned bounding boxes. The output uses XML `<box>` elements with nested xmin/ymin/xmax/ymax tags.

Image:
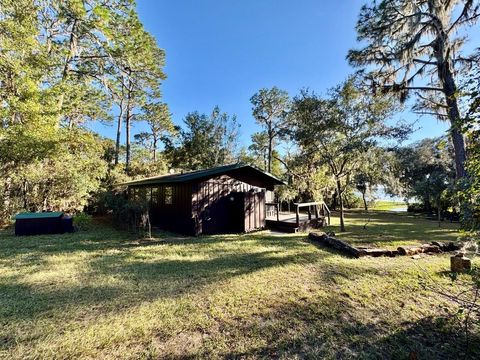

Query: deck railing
<box><xmin>266</xmin><ymin>201</ymin><xmax>331</xmax><ymax>227</ymax></box>
<box><xmin>293</xmin><ymin>201</ymin><xmax>330</xmax><ymax>227</ymax></box>
<box><xmin>265</xmin><ymin>202</ymin><xmax>280</xmax><ymax>221</ymax></box>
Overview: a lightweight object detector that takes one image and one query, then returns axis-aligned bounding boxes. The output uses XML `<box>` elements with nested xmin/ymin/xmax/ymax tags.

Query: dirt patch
<box><xmin>153</xmin><ymin>331</ymin><xmax>205</xmax><ymax>357</ymax></box>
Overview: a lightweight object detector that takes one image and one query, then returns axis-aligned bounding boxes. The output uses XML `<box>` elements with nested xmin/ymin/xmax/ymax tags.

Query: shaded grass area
<box><xmin>0</xmin><ymin>218</ymin><xmax>478</xmax><ymax>359</ymax></box>
<box><xmin>326</xmin><ymin>209</ymin><xmax>461</xmax><ymax>248</ymax></box>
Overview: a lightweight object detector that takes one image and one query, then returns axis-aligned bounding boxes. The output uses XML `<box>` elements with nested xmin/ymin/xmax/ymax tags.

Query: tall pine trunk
<box><xmin>59</xmin><ymin>19</ymin><xmax>78</xmax><ymax>125</ymax></box>
<box><xmin>267</xmin><ymin>134</ymin><xmax>273</xmax><ymax>173</ymax></box>
<box><xmin>125</xmin><ymin>79</ymin><xmax>132</xmax><ymax>174</ymax></box>
<box><xmin>152</xmin><ymin>135</ymin><xmax>157</xmax><ymax>161</ymax></box>
<box><xmin>125</xmin><ymin>108</ymin><xmax>131</xmax><ymax>174</ymax></box>
<box><xmin>114</xmin><ymin>98</ymin><xmax>124</xmax><ymax>166</ymax></box>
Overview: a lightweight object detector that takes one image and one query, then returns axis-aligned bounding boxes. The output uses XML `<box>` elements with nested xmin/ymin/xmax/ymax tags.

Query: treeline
<box><xmin>1</xmin><ymin>0</ymin><xmax>479</xmax><ymax>231</ymax></box>
<box><xmin>0</xmin><ymin>0</ymin><xmax>167</xmax><ymax>221</ymax></box>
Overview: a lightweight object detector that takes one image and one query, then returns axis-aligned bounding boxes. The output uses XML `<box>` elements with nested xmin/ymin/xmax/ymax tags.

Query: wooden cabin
<box><xmin>120</xmin><ymin>164</ymin><xmax>285</xmax><ymax>235</ymax></box>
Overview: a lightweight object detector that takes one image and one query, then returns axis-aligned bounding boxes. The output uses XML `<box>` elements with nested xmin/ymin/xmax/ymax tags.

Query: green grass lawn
<box><xmin>325</xmin><ymin>209</ymin><xmax>462</xmax><ymax>249</ymax></box>
<box><xmin>0</xmin><ymin>213</ymin><xmax>478</xmax><ymax>359</ymax></box>
<box><xmin>370</xmin><ymin>200</ymin><xmax>407</xmax><ymax>211</ymax></box>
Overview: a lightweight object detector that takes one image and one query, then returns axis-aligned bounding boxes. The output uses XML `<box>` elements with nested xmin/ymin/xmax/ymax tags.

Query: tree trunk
<box><xmin>22</xmin><ymin>179</ymin><xmax>28</xmax><ymax>210</ymax></box>
<box><xmin>153</xmin><ymin>134</ymin><xmax>157</xmax><ymax>162</ymax></box>
<box><xmin>125</xmin><ymin>80</ymin><xmax>132</xmax><ymax>174</ymax></box>
<box><xmin>362</xmin><ymin>189</ymin><xmax>368</xmax><ymax>211</ymax></box>
<box><xmin>332</xmin><ymin>189</ymin><xmax>338</xmax><ymax>211</ymax></box>
<box><xmin>438</xmin><ymin>196</ymin><xmax>442</xmax><ymax>228</ymax></box>
<box><xmin>58</xmin><ymin>19</ymin><xmax>79</xmax><ymax>124</ymax></box>
<box><xmin>425</xmin><ymin>198</ymin><xmax>432</xmax><ymax>213</ymax></box>
<box><xmin>125</xmin><ymin>109</ymin><xmax>131</xmax><ymax>174</ymax></box>
<box><xmin>2</xmin><ymin>176</ymin><xmax>12</xmax><ymax>223</ymax></box>
<box><xmin>114</xmin><ymin>98</ymin><xmax>124</xmax><ymax>166</ymax></box>
<box><xmin>267</xmin><ymin>134</ymin><xmax>273</xmax><ymax>173</ymax></box>
<box><xmin>441</xmin><ymin>70</ymin><xmax>467</xmax><ymax>179</ymax></box>
<box><xmin>336</xmin><ymin>178</ymin><xmax>345</xmax><ymax>232</ymax></box>
<box><xmin>434</xmin><ymin>41</ymin><xmax>467</xmax><ymax>179</ymax></box>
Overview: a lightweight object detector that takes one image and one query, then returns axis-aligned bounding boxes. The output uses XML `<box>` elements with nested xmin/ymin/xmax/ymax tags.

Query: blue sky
<box><xmin>91</xmin><ymin>0</ymin><xmax>464</xmax><ymax>147</ymax></box>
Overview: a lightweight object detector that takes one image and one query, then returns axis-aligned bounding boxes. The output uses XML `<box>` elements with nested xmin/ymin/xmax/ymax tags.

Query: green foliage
<box><xmin>460</xmin><ymin>130</ymin><xmax>480</xmax><ymax>230</ymax></box>
<box><xmin>407</xmin><ymin>203</ymin><xmax>426</xmax><ymax>213</ymax></box>
<box><xmin>135</xmin><ymin>102</ymin><xmax>175</xmax><ymax>162</ymax></box>
<box><xmin>73</xmin><ymin>212</ymin><xmax>92</xmax><ymax>231</ymax></box>
<box><xmin>278</xmin><ymin>154</ymin><xmax>334</xmax><ymax>204</ymax></box>
<box><xmin>250</xmin><ymin>87</ymin><xmax>290</xmax><ymax>173</ymax></box>
<box><xmin>127</xmin><ymin>146</ymin><xmax>168</xmax><ymax>178</ymax></box>
<box><xmin>2</xmin><ymin>129</ymin><xmax>109</xmax><ymax>217</ymax></box>
<box><xmin>388</xmin><ymin>137</ymin><xmax>456</xmax><ymax>212</ymax></box>
<box><xmin>342</xmin><ymin>190</ymin><xmax>363</xmax><ymax>209</ymax></box>
<box><xmin>0</xmin><ymin>0</ymin><xmax>167</xmax><ymax>222</ymax></box>
<box><xmin>290</xmin><ymin>75</ymin><xmax>409</xmax><ymax>230</ymax></box>
<box><xmin>165</xmin><ymin>107</ymin><xmax>240</xmax><ymax>171</ymax></box>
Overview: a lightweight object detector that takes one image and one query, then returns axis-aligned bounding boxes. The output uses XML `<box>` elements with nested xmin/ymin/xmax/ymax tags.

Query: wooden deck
<box><xmin>265</xmin><ymin>201</ymin><xmax>331</xmax><ymax>233</ymax></box>
<box><xmin>266</xmin><ymin>212</ymin><xmax>309</xmax><ymax>223</ymax></box>
<box><xmin>266</xmin><ymin>212</ymin><xmax>326</xmax><ymax>233</ymax></box>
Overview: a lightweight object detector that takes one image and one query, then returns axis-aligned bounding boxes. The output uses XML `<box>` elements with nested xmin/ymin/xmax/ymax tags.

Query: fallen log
<box><xmin>308</xmin><ymin>232</ymin><xmax>461</xmax><ymax>259</ymax></box>
<box><xmin>397</xmin><ymin>246</ymin><xmax>421</xmax><ymax>256</ymax></box>
<box><xmin>397</xmin><ymin>244</ymin><xmax>441</xmax><ymax>256</ymax></box>
<box><xmin>309</xmin><ymin>232</ymin><xmax>361</xmax><ymax>258</ymax></box>
<box><xmin>421</xmin><ymin>244</ymin><xmax>442</xmax><ymax>253</ymax></box>
<box><xmin>357</xmin><ymin>248</ymin><xmax>398</xmax><ymax>257</ymax></box>
<box><xmin>431</xmin><ymin>241</ymin><xmax>461</xmax><ymax>252</ymax></box>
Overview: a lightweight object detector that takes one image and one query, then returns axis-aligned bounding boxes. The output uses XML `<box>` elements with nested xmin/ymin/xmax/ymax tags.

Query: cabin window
<box><xmin>137</xmin><ymin>188</ymin><xmax>146</xmax><ymax>202</ymax></box>
<box><xmin>164</xmin><ymin>186</ymin><xmax>173</xmax><ymax>205</ymax></box>
<box><xmin>151</xmin><ymin>188</ymin><xmax>159</xmax><ymax>205</ymax></box>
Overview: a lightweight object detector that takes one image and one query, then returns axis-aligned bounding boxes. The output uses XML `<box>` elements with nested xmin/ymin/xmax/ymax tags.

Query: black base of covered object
<box><xmin>15</xmin><ymin>212</ymin><xmax>75</xmax><ymax>236</ymax></box>
<box><xmin>61</xmin><ymin>216</ymin><xmax>74</xmax><ymax>233</ymax></box>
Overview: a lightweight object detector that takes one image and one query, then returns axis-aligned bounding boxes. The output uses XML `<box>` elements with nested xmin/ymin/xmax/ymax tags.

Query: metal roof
<box><xmin>116</xmin><ymin>163</ymin><xmax>286</xmax><ymax>187</ymax></box>
<box><xmin>15</xmin><ymin>212</ymin><xmax>64</xmax><ymax>219</ymax></box>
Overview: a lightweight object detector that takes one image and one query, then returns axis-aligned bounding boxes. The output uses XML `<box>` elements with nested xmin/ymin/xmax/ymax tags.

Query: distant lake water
<box><xmin>389</xmin><ymin>206</ymin><xmax>407</xmax><ymax>212</ymax></box>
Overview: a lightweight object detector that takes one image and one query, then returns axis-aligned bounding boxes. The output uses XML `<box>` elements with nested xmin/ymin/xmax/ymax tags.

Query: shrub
<box><xmin>407</xmin><ymin>203</ymin><xmax>425</xmax><ymax>213</ymax></box>
<box><xmin>343</xmin><ymin>191</ymin><xmax>363</xmax><ymax>209</ymax></box>
<box><xmin>73</xmin><ymin>212</ymin><xmax>92</xmax><ymax>231</ymax></box>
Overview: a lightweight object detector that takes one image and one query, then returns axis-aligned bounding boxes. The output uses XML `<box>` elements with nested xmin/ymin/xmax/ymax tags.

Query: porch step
<box><xmin>266</xmin><ymin>216</ymin><xmax>326</xmax><ymax>233</ymax></box>
<box><xmin>266</xmin><ymin>220</ymin><xmax>299</xmax><ymax>233</ymax></box>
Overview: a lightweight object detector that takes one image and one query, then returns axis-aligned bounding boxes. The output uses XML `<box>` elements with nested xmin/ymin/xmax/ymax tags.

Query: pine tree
<box><xmin>250</xmin><ymin>87</ymin><xmax>290</xmax><ymax>173</ymax></box>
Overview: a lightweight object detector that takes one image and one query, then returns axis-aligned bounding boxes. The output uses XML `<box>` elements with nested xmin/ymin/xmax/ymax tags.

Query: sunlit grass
<box><xmin>326</xmin><ymin>209</ymin><xmax>461</xmax><ymax>248</ymax></box>
<box><xmin>370</xmin><ymin>200</ymin><xmax>407</xmax><ymax>211</ymax></box>
<box><xmin>0</xmin><ymin>217</ymin><xmax>477</xmax><ymax>359</ymax></box>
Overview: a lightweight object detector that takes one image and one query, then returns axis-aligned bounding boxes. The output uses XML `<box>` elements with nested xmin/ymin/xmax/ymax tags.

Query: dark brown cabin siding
<box><xmin>129</xmin><ymin>183</ymin><xmax>194</xmax><ymax>235</ymax></box>
<box><xmin>192</xmin><ymin>175</ymin><xmax>265</xmax><ymax>235</ymax></box>
<box><xmin>243</xmin><ymin>190</ymin><xmax>265</xmax><ymax>232</ymax></box>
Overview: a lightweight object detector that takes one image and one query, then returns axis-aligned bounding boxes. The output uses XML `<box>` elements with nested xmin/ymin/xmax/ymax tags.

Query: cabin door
<box><xmin>202</xmin><ymin>191</ymin><xmax>245</xmax><ymax>234</ymax></box>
